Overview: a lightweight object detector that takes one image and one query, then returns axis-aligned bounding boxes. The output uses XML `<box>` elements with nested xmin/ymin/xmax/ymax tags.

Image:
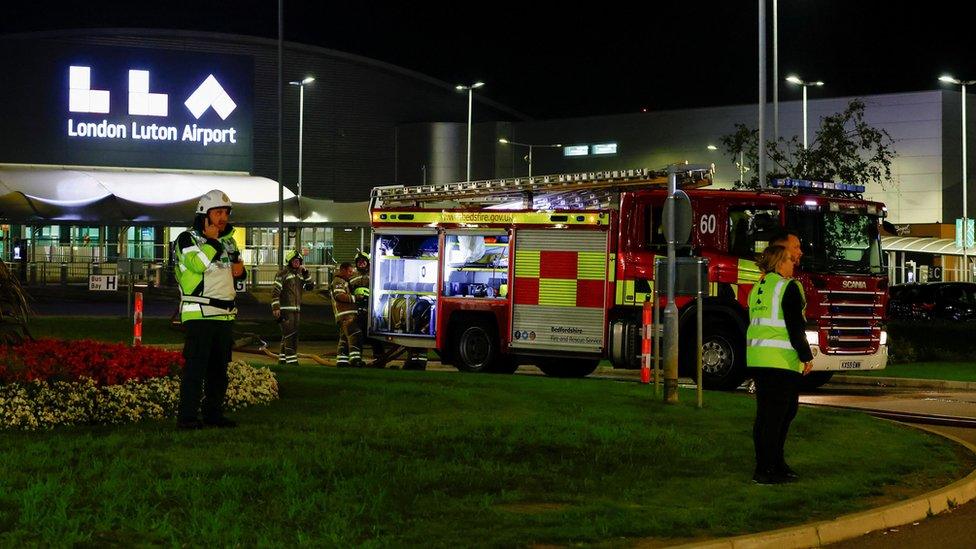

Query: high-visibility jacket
<box><xmin>272</xmin><ymin>266</ymin><xmax>314</xmax><ymax>312</ymax></box>
<box><xmin>175</xmin><ymin>228</ymin><xmax>246</xmax><ymax>322</ymax></box>
<box><xmin>746</xmin><ymin>272</ymin><xmax>805</xmax><ymax>373</ymax></box>
<box><xmin>330</xmin><ymin>275</ymin><xmax>359</xmax><ymax>320</ymax></box>
<box><xmin>349</xmin><ymin>270</ymin><xmax>370</xmax><ymax>301</ymax></box>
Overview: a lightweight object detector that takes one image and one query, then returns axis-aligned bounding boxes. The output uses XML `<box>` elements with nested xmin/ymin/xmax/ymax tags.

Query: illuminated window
<box><xmin>128</xmin><ymin>70</ymin><xmax>168</xmax><ymax>117</ymax></box>
<box><xmin>68</xmin><ymin>66</ymin><xmax>110</xmax><ymax>114</ymax></box>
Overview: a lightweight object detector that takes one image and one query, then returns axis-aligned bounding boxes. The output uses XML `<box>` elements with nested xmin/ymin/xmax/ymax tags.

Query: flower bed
<box><xmin>0</xmin><ymin>340</ymin><xmax>278</xmax><ymax>430</ymax></box>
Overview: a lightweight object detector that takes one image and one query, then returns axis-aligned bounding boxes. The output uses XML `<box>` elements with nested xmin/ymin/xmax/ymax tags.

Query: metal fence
<box><xmin>14</xmin><ymin>261</ymin><xmax>335</xmax><ymax>289</ymax></box>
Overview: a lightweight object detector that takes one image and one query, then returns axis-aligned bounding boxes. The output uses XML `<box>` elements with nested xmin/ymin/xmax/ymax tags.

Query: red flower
<box><xmin>0</xmin><ymin>339</ymin><xmax>184</xmax><ymax>386</ymax></box>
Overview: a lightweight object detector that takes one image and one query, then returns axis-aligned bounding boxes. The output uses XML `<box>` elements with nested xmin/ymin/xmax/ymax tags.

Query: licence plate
<box><xmin>840</xmin><ymin>361</ymin><xmax>862</xmax><ymax>369</ymax></box>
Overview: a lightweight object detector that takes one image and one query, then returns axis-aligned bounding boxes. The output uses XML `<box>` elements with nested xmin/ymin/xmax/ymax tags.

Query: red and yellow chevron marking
<box><xmin>514</xmin><ymin>250</ymin><xmax>607</xmax><ymax>307</ymax></box>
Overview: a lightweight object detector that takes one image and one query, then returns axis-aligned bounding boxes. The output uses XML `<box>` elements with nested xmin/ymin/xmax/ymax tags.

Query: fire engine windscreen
<box><xmin>790</xmin><ymin>209</ymin><xmax>885</xmax><ymax>275</ymax></box>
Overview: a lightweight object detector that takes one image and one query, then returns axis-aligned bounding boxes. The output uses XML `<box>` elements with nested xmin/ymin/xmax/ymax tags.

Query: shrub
<box><xmin>0</xmin><ymin>355</ymin><xmax>278</xmax><ymax>430</ymax></box>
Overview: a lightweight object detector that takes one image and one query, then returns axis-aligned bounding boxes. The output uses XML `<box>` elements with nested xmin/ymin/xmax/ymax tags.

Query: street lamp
<box><xmin>735</xmin><ymin>152</ymin><xmax>751</xmax><ymax>187</ymax></box>
<box><xmin>288</xmin><ymin>76</ymin><xmax>314</xmax><ymax>249</ymax></box>
<box><xmin>498</xmin><ymin>138</ymin><xmax>562</xmax><ymax>177</ymax></box>
<box><xmin>288</xmin><ymin>76</ymin><xmax>315</xmax><ymax>205</ymax></box>
<box><xmin>940</xmin><ymin>75</ymin><xmax>976</xmax><ymax>280</ymax></box>
<box><xmin>456</xmin><ymin>81</ymin><xmax>485</xmax><ymax>182</ymax></box>
<box><xmin>786</xmin><ymin>75</ymin><xmax>824</xmax><ymax>149</ymax></box>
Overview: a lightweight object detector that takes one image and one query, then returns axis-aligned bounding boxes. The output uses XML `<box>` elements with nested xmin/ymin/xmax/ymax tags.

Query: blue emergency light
<box><xmin>770</xmin><ymin>178</ymin><xmax>866</xmax><ymax>194</ymax></box>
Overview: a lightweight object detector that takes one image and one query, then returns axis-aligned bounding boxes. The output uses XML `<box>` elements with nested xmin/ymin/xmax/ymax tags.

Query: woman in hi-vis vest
<box><xmin>746</xmin><ymin>244</ymin><xmax>814</xmax><ymax>485</ymax></box>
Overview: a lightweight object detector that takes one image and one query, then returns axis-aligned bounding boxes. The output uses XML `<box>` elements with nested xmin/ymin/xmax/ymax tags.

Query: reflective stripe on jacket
<box><xmin>330</xmin><ymin>275</ymin><xmax>358</xmax><ymax>319</ymax></box>
<box><xmin>746</xmin><ymin>272</ymin><xmax>805</xmax><ymax>373</ymax></box>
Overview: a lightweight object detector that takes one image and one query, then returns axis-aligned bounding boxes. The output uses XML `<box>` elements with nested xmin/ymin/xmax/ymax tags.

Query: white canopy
<box><xmin>882</xmin><ymin>236</ymin><xmax>968</xmax><ymax>256</ymax></box>
<box><xmin>0</xmin><ymin>165</ymin><xmax>368</xmax><ymax>225</ymax></box>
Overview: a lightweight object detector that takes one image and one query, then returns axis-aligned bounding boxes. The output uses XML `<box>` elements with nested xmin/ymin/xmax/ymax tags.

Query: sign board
<box><xmin>563</xmin><ymin>145</ymin><xmax>589</xmax><ymax>157</ymax></box>
<box><xmin>117</xmin><ymin>259</ymin><xmax>145</xmax><ymax>275</ymax></box>
<box><xmin>89</xmin><ymin>275</ymin><xmax>118</xmax><ymax>291</ymax></box>
<box><xmin>662</xmin><ymin>190</ymin><xmax>693</xmax><ymax>246</ymax></box>
<box><xmin>0</xmin><ymin>42</ymin><xmax>254</xmax><ymax>172</ymax></box>
<box><xmin>955</xmin><ymin>218</ymin><xmax>975</xmax><ymax>248</ymax></box>
<box><xmin>654</xmin><ymin>258</ymin><xmax>709</xmax><ymax>296</ymax></box>
<box><xmin>591</xmin><ymin>142</ymin><xmax>618</xmax><ymax>155</ymax></box>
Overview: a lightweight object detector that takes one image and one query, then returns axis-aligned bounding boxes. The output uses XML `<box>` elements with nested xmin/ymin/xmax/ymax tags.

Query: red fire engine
<box><xmin>367</xmin><ymin>167</ymin><xmax>888</xmax><ymax>390</ymax></box>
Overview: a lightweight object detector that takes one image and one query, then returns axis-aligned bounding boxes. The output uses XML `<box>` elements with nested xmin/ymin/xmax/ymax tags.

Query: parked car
<box><xmin>888</xmin><ymin>282</ymin><xmax>976</xmax><ymax>321</ymax></box>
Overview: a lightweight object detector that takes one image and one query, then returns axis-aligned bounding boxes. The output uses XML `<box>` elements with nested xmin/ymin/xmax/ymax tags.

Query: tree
<box><xmin>720</xmin><ymin>99</ymin><xmax>896</xmax><ymax>190</ymax></box>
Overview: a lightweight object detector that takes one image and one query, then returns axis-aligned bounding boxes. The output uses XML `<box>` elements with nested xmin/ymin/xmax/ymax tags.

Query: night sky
<box><xmin>4</xmin><ymin>1</ymin><xmax>974</xmax><ymax>119</ymax></box>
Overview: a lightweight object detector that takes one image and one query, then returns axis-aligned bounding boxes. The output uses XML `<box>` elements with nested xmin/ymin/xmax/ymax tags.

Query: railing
<box><xmin>12</xmin><ymin>261</ymin><xmax>335</xmax><ymax>288</ymax></box>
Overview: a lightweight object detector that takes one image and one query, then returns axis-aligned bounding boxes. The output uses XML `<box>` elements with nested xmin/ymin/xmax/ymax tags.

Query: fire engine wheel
<box><xmin>700</xmin><ymin>322</ymin><xmax>746</xmax><ymax>391</ymax></box>
<box><xmin>536</xmin><ymin>358</ymin><xmax>600</xmax><ymax>378</ymax></box>
<box><xmin>799</xmin><ymin>371</ymin><xmax>834</xmax><ymax>391</ymax></box>
<box><xmin>453</xmin><ymin>321</ymin><xmax>499</xmax><ymax>373</ymax></box>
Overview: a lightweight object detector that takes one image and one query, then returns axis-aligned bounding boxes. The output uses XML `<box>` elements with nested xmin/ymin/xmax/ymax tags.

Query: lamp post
<box><xmin>288</xmin><ymin>76</ymin><xmax>314</xmax><ymax>248</ymax></box>
<box><xmin>498</xmin><ymin>138</ymin><xmax>562</xmax><ymax>177</ymax></box>
<box><xmin>735</xmin><ymin>151</ymin><xmax>751</xmax><ymax>187</ymax></box>
<box><xmin>786</xmin><ymin>75</ymin><xmax>824</xmax><ymax>149</ymax></box>
<box><xmin>940</xmin><ymin>75</ymin><xmax>976</xmax><ymax>281</ymax></box>
<box><xmin>456</xmin><ymin>82</ymin><xmax>485</xmax><ymax>182</ymax></box>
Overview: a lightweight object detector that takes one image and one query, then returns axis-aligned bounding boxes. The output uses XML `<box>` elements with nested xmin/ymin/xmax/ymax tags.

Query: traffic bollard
<box><xmin>641</xmin><ymin>301</ymin><xmax>652</xmax><ymax>384</ymax></box>
<box><xmin>133</xmin><ymin>292</ymin><xmax>143</xmax><ymax>346</ymax></box>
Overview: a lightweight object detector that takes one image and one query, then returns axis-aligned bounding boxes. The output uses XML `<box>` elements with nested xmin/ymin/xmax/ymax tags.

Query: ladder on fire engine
<box><xmin>370</xmin><ymin>165</ymin><xmax>714</xmax><ymax>209</ymax></box>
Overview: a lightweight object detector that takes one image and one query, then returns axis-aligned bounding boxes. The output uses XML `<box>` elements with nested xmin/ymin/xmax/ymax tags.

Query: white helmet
<box><xmin>196</xmin><ymin>189</ymin><xmax>233</xmax><ymax>215</ymax></box>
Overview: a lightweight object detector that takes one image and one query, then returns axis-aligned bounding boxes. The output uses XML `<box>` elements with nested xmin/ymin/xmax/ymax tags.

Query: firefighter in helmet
<box><xmin>349</xmin><ymin>250</ymin><xmax>371</xmax><ymax>305</ymax></box>
<box><xmin>271</xmin><ymin>250</ymin><xmax>315</xmax><ymax>365</ymax></box>
<box><xmin>331</xmin><ymin>262</ymin><xmax>364</xmax><ymax>367</ymax></box>
<box><xmin>349</xmin><ymin>250</ymin><xmax>387</xmax><ymax>367</ymax></box>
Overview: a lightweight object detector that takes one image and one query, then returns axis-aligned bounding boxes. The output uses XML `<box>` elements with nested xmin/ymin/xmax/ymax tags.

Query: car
<box><xmin>887</xmin><ymin>282</ymin><xmax>976</xmax><ymax>321</ymax></box>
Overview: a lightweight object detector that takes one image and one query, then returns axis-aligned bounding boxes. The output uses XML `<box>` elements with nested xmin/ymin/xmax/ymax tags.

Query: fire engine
<box><xmin>366</xmin><ymin>167</ymin><xmax>889</xmax><ymax>390</ymax></box>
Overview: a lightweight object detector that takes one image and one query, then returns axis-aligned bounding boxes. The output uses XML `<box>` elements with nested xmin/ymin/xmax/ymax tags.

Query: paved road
<box><xmin>825</xmin><ymin>424</ymin><xmax>976</xmax><ymax>548</ymax></box>
<box><xmin>797</xmin><ymin>387</ymin><xmax>976</xmax><ymax>548</ymax></box>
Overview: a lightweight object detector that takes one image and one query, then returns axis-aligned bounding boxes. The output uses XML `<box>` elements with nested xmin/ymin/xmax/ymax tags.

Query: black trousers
<box><xmin>752</xmin><ymin>367</ymin><xmax>801</xmax><ymax>474</ymax></box>
<box><xmin>179</xmin><ymin>319</ymin><xmax>234</xmax><ymax>423</ymax></box>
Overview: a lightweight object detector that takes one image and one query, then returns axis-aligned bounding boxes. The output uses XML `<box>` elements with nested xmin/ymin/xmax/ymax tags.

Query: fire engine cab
<box><xmin>367</xmin><ymin>167</ymin><xmax>889</xmax><ymax>390</ymax></box>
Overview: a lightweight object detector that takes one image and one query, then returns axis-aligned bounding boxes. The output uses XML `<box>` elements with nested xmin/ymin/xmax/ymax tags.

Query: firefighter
<box><xmin>747</xmin><ymin>244</ymin><xmax>814</xmax><ymax>484</ymax></box>
<box><xmin>403</xmin><ymin>349</ymin><xmax>428</xmax><ymax>370</ymax></box>
<box><xmin>271</xmin><ymin>250</ymin><xmax>314</xmax><ymax>365</ymax></box>
<box><xmin>349</xmin><ymin>250</ymin><xmax>387</xmax><ymax>367</ymax></box>
<box><xmin>331</xmin><ymin>262</ymin><xmax>364</xmax><ymax>367</ymax></box>
<box><xmin>174</xmin><ymin>189</ymin><xmax>247</xmax><ymax>430</ymax></box>
<box><xmin>349</xmin><ymin>250</ymin><xmax>371</xmax><ymax>296</ymax></box>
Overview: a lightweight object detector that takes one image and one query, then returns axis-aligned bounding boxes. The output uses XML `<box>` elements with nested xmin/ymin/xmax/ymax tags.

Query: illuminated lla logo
<box><xmin>67</xmin><ymin>66</ymin><xmax>236</xmax><ymax>119</ymax></box>
<box><xmin>185</xmin><ymin>75</ymin><xmax>236</xmax><ymax>120</ymax></box>
<box><xmin>66</xmin><ymin>65</ymin><xmax>240</xmax><ymax>148</ymax></box>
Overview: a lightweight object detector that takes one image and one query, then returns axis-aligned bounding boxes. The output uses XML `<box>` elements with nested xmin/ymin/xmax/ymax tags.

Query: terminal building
<box><xmin>0</xmin><ymin>29</ymin><xmax>973</xmax><ymax>285</ymax></box>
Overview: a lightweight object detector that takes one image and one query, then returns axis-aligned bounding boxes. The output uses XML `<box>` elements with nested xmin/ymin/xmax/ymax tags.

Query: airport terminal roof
<box><xmin>0</xmin><ymin>165</ymin><xmax>368</xmax><ymax>225</ymax></box>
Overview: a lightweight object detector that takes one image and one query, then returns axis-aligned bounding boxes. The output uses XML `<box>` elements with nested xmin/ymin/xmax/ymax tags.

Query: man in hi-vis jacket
<box><xmin>174</xmin><ymin>190</ymin><xmax>247</xmax><ymax>430</ymax></box>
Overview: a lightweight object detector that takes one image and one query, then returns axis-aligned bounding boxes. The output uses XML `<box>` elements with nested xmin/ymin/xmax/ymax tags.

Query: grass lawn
<box><xmin>843</xmin><ymin>362</ymin><xmax>976</xmax><ymax>383</ymax></box>
<box><xmin>0</xmin><ymin>367</ymin><xmax>971</xmax><ymax>546</ymax></box>
<box><xmin>28</xmin><ymin>316</ymin><xmax>338</xmax><ymax>346</ymax></box>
